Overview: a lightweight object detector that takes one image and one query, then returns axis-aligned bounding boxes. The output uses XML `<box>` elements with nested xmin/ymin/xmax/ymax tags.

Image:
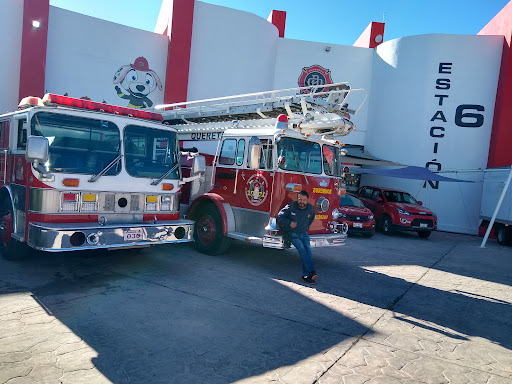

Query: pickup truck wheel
<box><xmin>381</xmin><ymin>216</ymin><xmax>393</xmax><ymax>235</ymax></box>
<box><xmin>496</xmin><ymin>225</ymin><xmax>511</xmax><ymax>245</ymax></box>
<box><xmin>0</xmin><ymin>201</ymin><xmax>29</xmax><ymax>260</ymax></box>
<box><xmin>193</xmin><ymin>205</ymin><xmax>231</xmax><ymax>255</ymax></box>
<box><xmin>417</xmin><ymin>231</ymin><xmax>431</xmax><ymax>239</ymax></box>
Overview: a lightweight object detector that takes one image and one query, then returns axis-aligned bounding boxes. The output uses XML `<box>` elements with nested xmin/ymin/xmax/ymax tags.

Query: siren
<box><xmin>276</xmin><ymin>114</ymin><xmax>288</xmax><ymax>130</ymax></box>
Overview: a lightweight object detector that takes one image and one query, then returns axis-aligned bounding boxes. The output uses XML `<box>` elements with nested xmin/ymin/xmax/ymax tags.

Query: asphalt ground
<box><xmin>0</xmin><ymin>230</ymin><xmax>511</xmax><ymax>384</ymax></box>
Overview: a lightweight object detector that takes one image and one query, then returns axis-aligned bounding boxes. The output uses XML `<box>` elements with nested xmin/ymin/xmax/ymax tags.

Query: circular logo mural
<box><xmin>298</xmin><ymin>65</ymin><xmax>333</xmax><ymax>95</ymax></box>
<box><xmin>245</xmin><ymin>174</ymin><xmax>269</xmax><ymax>206</ymax></box>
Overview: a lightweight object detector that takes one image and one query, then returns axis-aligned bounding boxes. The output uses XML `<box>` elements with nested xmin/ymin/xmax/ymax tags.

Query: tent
<box><xmin>354</xmin><ymin>165</ymin><xmax>473</xmax><ymax>182</ymax></box>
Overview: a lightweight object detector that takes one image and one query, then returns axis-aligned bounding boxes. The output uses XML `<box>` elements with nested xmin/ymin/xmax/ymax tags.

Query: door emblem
<box><xmin>319</xmin><ymin>180</ymin><xmax>328</xmax><ymax>187</ymax></box>
<box><xmin>245</xmin><ymin>174</ymin><xmax>269</xmax><ymax>206</ymax></box>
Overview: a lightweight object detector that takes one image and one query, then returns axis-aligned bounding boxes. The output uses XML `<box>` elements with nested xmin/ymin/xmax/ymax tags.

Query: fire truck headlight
<box><xmin>61</xmin><ymin>193</ymin><xmax>79</xmax><ymax>212</ymax></box>
<box><xmin>81</xmin><ymin>193</ymin><xmax>98</xmax><ymax>211</ymax></box>
<box><xmin>160</xmin><ymin>196</ymin><xmax>173</xmax><ymax>211</ymax></box>
<box><xmin>146</xmin><ymin>195</ymin><xmax>158</xmax><ymax>211</ymax></box>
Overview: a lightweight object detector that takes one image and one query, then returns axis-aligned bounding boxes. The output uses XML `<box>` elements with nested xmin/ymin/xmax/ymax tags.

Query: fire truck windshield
<box><xmin>31</xmin><ymin>112</ymin><xmax>121</xmax><ymax>175</ymax></box>
<box><xmin>277</xmin><ymin>137</ymin><xmax>322</xmax><ymax>174</ymax></box>
<box><xmin>124</xmin><ymin>125</ymin><xmax>179</xmax><ymax>180</ymax></box>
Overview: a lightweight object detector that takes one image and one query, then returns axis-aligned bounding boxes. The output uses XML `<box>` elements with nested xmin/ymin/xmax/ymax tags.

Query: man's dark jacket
<box><xmin>277</xmin><ymin>202</ymin><xmax>315</xmax><ymax>233</ymax></box>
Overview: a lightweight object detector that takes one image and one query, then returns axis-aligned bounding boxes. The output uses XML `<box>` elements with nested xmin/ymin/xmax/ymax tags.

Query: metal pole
<box><xmin>480</xmin><ymin>166</ymin><xmax>512</xmax><ymax>248</ymax></box>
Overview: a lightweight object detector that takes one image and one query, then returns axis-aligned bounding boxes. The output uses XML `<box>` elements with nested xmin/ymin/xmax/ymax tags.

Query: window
<box><xmin>372</xmin><ymin>190</ymin><xmax>383</xmax><ymax>201</ymax></box>
<box><xmin>322</xmin><ymin>145</ymin><xmax>337</xmax><ymax>176</ymax></box>
<box><xmin>31</xmin><ymin>112</ymin><xmax>120</xmax><ymax>175</ymax></box>
<box><xmin>219</xmin><ymin>139</ymin><xmax>237</xmax><ymax>165</ymax></box>
<box><xmin>124</xmin><ymin>125</ymin><xmax>179</xmax><ymax>179</ymax></box>
<box><xmin>17</xmin><ymin>118</ymin><xmax>28</xmax><ymax>149</ymax></box>
<box><xmin>363</xmin><ymin>188</ymin><xmax>373</xmax><ymax>199</ymax></box>
<box><xmin>277</xmin><ymin>137</ymin><xmax>321</xmax><ymax>174</ymax></box>
<box><xmin>0</xmin><ymin>121</ymin><xmax>7</xmax><ymax>148</ymax></box>
<box><xmin>236</xmin><ymin>139</ymin><xmax>245</xmax><ymax>166</ymax></box>
<box><xmin>247</xmin><ymin>138</ymin><xmax>273</xmax><ymax>169</ymax></box>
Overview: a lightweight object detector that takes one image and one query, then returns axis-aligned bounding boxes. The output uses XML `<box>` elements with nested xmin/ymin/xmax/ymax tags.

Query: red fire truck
<box><xmin>0</xmin><ymin>94</ymin><xmax>200</xmax><ymax>260</ymax></box>
<box><xmin>156</xmin><ymin>83</ymin><xmax>367</xmax><ymax>254</ymax></box>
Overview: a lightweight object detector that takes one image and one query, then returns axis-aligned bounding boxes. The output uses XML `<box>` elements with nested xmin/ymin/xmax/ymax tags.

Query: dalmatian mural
<box><xmin>113</xmin><ymin>57</ymin><xmax>162</xmax><ymax>108</ymax></box>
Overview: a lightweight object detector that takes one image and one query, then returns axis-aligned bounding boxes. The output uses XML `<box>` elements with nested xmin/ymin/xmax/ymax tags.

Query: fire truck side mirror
<box><xmin>26</xmin><ymin>136</ymin><xmax>49</xmax><ymax>165</ymax></box>
<box><xmin>192</xmin><ymin>155</ymin><xmax>206</xmax><ymax>174</ymax></box>
<box><xmin>248</xmin><ymin>136</ymin><xmax>262</xmax><ymax>170</ymax></box>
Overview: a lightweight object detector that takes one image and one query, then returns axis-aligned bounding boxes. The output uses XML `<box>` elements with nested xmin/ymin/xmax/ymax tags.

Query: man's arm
<box><xmin>277</xmin><ymin>203</ymin><xmax>293</xmax><ymax>230</ymax></box>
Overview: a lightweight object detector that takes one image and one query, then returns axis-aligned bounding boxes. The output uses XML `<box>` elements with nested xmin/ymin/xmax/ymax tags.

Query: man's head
<box><xmin>297</xmin><ymin>190</ymin><xmax>309</xmax><ymax>209</ymax></box>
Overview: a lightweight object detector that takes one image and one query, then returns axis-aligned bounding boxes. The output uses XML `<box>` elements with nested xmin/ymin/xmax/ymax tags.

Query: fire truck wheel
<box><xmin>193</xmin><ymin>205</ymin><xmax>230</xmax><ymax>255</ymax></box>
<box><xmin>496</xmin><ymin>225</ymin><xmax>511</xmax><ymax>245</ymax></box>
<box><xmin>0</xmin><ymin>201</ymin><xmax>29</xmax><ymax>260</ymax></box>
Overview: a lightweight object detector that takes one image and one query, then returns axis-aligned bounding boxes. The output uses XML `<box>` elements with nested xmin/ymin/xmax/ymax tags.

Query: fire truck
<box><xmin>0</xmin><ymin>94</ymin><xmax>200</xmax><ymax>260</ymax></box>
<box><xmin>155</xmin><ymin>83</ymin><xmax>366</xmax><ymax>254</ymax></box>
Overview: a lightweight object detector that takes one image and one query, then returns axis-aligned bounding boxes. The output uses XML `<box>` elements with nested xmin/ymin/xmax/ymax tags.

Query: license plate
<box><xmin>124</xmin><ymin>229</ymin><xmax>144</xmax><ymax>241</ymax></box>
<box><xmin>420</xmin><ymin>223</ymin><xmax>428</xmax><ymax>228</ymax></box>
<box><xmin>353</xmin><ymin>222</ymin><xmax>363</xmax><ymax>228</ymax></box>
<box><xmin>315</xmin><ymin>239</ymin><xmax>328</xmax><ymax>246</ymax></box>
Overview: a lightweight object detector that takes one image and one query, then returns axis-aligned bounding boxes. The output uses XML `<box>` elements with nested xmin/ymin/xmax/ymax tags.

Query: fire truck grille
<box><xmin>130</xmin><ymin>195</ymin><xmax>140</xmax><ymax>211</ymax></box>
<box><xmin>104</xmin><ymin>194</ymin><xmax>115</xmax><ymax>211</ymax></box>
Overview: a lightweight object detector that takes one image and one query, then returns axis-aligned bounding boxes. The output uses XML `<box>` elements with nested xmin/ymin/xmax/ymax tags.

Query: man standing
<box><xmin>278</xmin><ymin>191</ymin><xmax>318</xmax><ymax>285</ymax></box>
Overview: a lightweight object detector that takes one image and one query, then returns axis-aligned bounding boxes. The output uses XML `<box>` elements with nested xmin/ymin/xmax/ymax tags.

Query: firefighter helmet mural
<box><xmin>113</xmin><ymin>56</ymin><xmax>163</xmax><ymax>108</ymax></box>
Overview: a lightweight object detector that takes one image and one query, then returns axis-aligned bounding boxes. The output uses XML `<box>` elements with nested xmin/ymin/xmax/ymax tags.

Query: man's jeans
<box><xmin>291</xmin><ymin>232</ymin><xmax>315</xmax><ymax>276</ymax></box>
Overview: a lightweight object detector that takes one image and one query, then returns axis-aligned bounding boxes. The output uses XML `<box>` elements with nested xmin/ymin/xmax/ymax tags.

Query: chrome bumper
<box><xmin>28</xmin><ymin>220</ymin><xmax>194</xmax><ymax>252</ymax></box>
<box><xmin>262</xmin><ymin>233</ymin><xmax>347</xmax><ymax>249</ymax></box>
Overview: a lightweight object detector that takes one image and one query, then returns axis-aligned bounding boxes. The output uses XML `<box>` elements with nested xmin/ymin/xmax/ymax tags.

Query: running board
<box><xmin>227</xmin><ymin>232</ymin><xmax>264</xmax><ymax>244</ymax></box>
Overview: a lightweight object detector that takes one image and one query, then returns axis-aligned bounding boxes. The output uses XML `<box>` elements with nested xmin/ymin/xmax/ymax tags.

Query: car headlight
<box><xmin>396</xmin><ymin>208</ymin><xmax>410</xmax><ymax>215</ymax></box>
<box><xmin>369</xmin><ymin>215</ymin><xmax>374</xmax><ymax>220</ymax></box>
<box><xmin>332</xmin><ymin>208</ymin><xmax>340</xmax><ymax>220</ymax></box>
<box><xmin>433</xmin><ymin>213</ymin><xmax>437</xmax><ymax>218</ymax></box>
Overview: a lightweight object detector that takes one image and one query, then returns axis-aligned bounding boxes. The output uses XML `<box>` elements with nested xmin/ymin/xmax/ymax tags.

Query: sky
<box><xmin>48</xmin><ymin>0</ymin><xmax>510</xmax><ymax>46</ymax></box>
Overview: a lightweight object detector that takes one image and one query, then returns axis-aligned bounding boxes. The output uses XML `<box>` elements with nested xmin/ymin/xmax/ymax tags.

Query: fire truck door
<box><xmin>214</xmin><ymin>138</ymin><xmax>242</xmax><ymax>205</ymax></box>
<box><xmin>0</xmin><ymin>121</ymin><xmax>9</xmax><ymax>182</ymax></box>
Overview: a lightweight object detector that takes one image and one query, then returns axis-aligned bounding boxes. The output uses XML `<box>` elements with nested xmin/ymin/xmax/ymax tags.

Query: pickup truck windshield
<box><xmin>124</xmin><ymin>125</ymin><xmax>179</xmax><ymax>179</ymax></box>
<box><xmin>31</xmin><ymin>112</ymin><xmax>120</xmax><ymax>175</ymax></box>
<box><xmin>277</xmin><ymin>137</ymin><xmax>321</xmax><ymax>174</ymax></box>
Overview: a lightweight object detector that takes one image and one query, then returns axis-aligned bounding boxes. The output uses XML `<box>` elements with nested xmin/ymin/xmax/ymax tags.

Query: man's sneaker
<box><xmin>309</xmin><ymin>271</ymin><xmax>318</xmax><ymax>280</ymax></box>
<box><xmin>301</xmin><ymin>275</ymin><xmax>317</xmax><ymax>285</ymax></box>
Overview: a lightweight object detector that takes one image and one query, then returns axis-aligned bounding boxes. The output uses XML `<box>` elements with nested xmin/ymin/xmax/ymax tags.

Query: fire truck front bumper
<box><xmin>262</xmin><ymin>233</ymin><xmax>347</xmax><ymax>249</ymax></box>
<box><xmin>28</xmin><ymin>220</ymin><xmax>194</xmax><ymax>252</ymax></box>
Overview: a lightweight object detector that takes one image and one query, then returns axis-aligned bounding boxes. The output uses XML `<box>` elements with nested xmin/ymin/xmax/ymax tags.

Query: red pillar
<box><xmin>267</xmin><ymin>10</ymin><xmax>286</xmax><ymax>38</ymax></box>
<box><xmin>163</xmin><ymin>0</ymin><xmax>195</xmax><ymax>104</ymax></box>
<box><xmin>479</xmin><ymin>2</ymin><xmax>512</xmax><ymax>168</ymax></box>
<box><xmin>353</xmin><ymin>22</ymin><xmax>385</xmax><ymax>48</ymax></box>
<box><xmin>19</xmin><ymin>0</ymin><xmax>50</xmax><ymax>101</ymax></box>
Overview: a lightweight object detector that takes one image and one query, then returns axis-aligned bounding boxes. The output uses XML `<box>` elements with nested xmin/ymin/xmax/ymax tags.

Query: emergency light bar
<box><xmin>19</xmin><ymin>94</ymin><xmax>164</xmax><ymax>122</ymax></box>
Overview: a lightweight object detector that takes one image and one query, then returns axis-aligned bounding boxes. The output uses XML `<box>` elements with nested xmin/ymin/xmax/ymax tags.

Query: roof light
<box><xmin>276</xmin><ymin>114</ymin><xmax>288</xmax><ymax>130</ymax></box>
<box><xmin>42</xmin><ymin>94</ymin><xmax>163</xmax><ymax>121</ymax></box>
<box><xmin>62</xmin><ymin>178</ymin><xmax>79</xmax><ymax>187</ymax></box>
<box><xmin>18</xmin><ymin>96</ymin><xmax>44</xmax><ymax>109</ymax></box>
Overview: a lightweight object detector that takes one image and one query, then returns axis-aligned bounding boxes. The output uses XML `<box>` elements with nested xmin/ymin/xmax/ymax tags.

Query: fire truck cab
<box><xmin>0</xmin><ymin>95</ymin><xmax>198</xmax><ymax>259</ymax></box>
<box><xmin>157</xmin><ymin>83</ymin><xmax>366</xmax><ymax>255</ymax></box>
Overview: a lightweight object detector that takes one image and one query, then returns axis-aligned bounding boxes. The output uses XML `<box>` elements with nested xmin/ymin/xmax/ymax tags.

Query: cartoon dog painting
<box><xmin>113</xmin><ymin>57</ymin><xmax>162</xmax><ymax>108</ymax></box>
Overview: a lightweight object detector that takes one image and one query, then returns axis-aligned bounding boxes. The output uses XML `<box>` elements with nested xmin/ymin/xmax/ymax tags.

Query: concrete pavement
<box><xmin>0</xmin><ymin>231</ymin><xmax>511</xmax><ymax>383</ymax></box>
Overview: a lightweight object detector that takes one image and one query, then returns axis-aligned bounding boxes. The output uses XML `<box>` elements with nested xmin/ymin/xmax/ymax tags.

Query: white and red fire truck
<box><xmin>156</xmin><ymin>83</ymin><xmax>366</xmax><ymax>254</ymax></box>
<box><xmin>0</xmin><ymin>95</ymin><xmax>201</xmax><ymax>259</ymax></box>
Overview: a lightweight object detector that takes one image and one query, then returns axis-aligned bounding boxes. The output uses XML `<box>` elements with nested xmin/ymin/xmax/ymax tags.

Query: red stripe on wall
<box><xmin>164</xmin><ymin>0</ymin><xmax>195</xmax><ymax>104</ymax></box>
<box><xmin>268</xmin><ymin>10</ymin><xmax>287</xmax><ymax>38</ymax></box>
<box><xmin>479</xmin><ymin>2</ymin><xmax>512</xmax><ymax>168</ymax></box>
<box><xmin>368</xmin><ymin>22</ymin><xmax>385</xmax><ymax>49</ymax></box>
<box><xmin>19</xmin><ymin>0</ymin><xmax>50</xmax><ymax>102</ymax></box>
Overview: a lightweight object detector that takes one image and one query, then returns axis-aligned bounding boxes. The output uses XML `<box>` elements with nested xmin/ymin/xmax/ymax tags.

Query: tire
<box><xmin>0</xmin><ymin>200</ymin><xmax>29</xmax><ymax>260</ymax></box>
<box><xmin>193</xmin><ymin>205</ymin><xmax>231</xmax><ymax>255</ymax></box>
<box><xmin>496</xmin><ymin>225</ymin><xmax>511</xmax><ymax>245</ymax></box>
<box><xmin>417</xmin><ymin>231</ymin><xmax>431</xmax><ymax>239</ymax></box>
<box><xmin>381</xmin><ymin>216</ymin><xmax>393</xmax><ymax>235</ymax></box>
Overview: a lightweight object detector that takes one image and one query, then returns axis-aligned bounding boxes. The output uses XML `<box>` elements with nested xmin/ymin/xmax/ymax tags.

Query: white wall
<box><xmin>362</xmin><ymin>34</ymin><xmax>503</xmax><ymax>234</ymax></box>
<box><xmin>0</xmin><ymin>0</ymin><xmax>23</xmax><ymax>113</ymax></box>
<box><xmin>273</xmin><ymin>39</ymin><xmax>375</xmax><ymax>145</ymax></box>
<box><xmin>187</xmin><ymin>1</ymin><xmax>278</xmax><ymax>101</ymax></box>
<box><xmin>45</xmin><ymin>6</ymin><xmax>168</xmax><ymax>108</ymax></box>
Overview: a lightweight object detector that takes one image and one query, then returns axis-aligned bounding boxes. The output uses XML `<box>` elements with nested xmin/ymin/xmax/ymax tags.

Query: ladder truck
<box><xmin>0</xmin><ymin>94</ymin><xmax>199</xmax><ymax>259</ymax></box>
<box><xmin>155</xmin><ymin>83</ymin><xmax>367</xmax><ymax>254</ymax></box>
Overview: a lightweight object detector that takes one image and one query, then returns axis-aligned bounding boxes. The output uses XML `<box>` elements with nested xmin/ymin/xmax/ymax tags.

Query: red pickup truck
<box><xmin>357</xmin><ymin>186</ymin><xmax>437</xmax><ymax>238</ymax></box>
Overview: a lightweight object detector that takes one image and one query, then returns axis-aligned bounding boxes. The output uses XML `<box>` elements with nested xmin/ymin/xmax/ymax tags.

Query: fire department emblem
<box><xmin>245</xmin><ymin>174</ymin><xmax>269</xmax><ymax>206</ymax></box>
<box><xmin>298</xmin><ymin>65</ymin><xmax>333</xmax><ymax>95</ymax></box>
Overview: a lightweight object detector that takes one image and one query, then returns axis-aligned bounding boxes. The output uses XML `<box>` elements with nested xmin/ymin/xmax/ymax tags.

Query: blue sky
<box><xmin>49</xmin><ymin>0</ymin><xmax>510</xmax><ymax>46</ymax></box>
